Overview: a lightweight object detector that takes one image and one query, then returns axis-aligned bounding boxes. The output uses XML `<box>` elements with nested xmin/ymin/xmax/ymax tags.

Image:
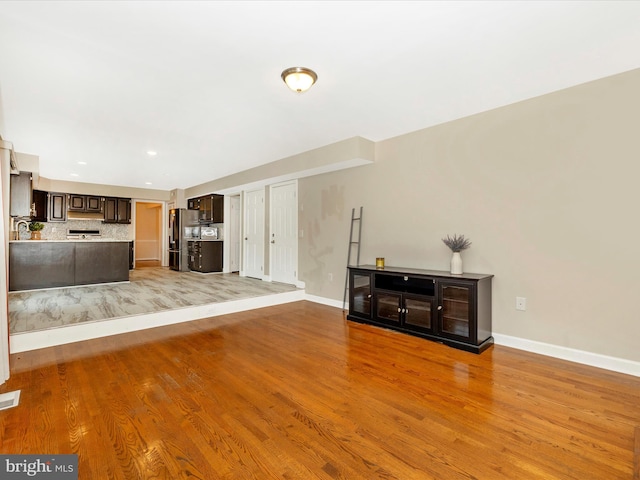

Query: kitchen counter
<box><xmin>9</xmin><ymin>240</ymin><xmax>130</xmax><ymax>291</ymax></box>
<box><xmin>10</xmin><ymin>239</ymin><xmax>131</xmax><ymax>243</ymax></box>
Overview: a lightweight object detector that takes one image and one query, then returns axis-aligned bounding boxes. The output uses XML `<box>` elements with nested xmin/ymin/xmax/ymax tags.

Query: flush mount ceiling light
<box><xmin>281</xmin><ymin>67</ymin><xmax>318</xmax><ymax>93</ymax></box>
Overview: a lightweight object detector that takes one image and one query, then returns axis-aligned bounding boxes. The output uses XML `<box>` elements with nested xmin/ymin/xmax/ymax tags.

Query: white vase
<box><xmin>450</xmin><ymin>252</ymin><xmax>462</xmax><ymax>274</ymax></box>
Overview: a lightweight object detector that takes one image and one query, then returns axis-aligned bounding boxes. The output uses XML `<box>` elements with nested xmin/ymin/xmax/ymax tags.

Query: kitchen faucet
<box><xmin>14</xmin><ymin>219</ymin><xmax>29</xmax><ymax>240</ymax></box>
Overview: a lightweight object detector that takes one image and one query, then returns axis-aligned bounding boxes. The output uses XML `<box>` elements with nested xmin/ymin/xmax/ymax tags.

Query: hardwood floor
<box><xmin>1</xmin><ymin>301</ymin><xmax>639</xmax><ymax>479</ymax></box>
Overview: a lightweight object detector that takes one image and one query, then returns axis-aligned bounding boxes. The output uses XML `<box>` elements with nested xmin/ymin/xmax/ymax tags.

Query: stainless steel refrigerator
<box><xmin>168</xmin><ymin>208</ymin><xmax>199</xmax><ymax>271</ymax></box>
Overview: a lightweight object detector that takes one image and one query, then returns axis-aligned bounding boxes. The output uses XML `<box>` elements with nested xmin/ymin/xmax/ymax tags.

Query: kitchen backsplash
<box><xmin>20</xmin><ymin>220</ymin><xmax>133</xmax><ymax>241</ymax></box>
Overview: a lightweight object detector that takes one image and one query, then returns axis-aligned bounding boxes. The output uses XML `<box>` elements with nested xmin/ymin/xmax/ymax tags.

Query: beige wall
<box><xmin>299</xmin><ymin>68</ymin><xmax>640</xmax><ymax>362</ymax></box>
<box><xmin>37</xmin><ymin>177</ymin><xmax>170</xmax><ymax>202</ymax></box>
<box><xmin>185</xmin><ymin>136</ymin><xmax>374</xmax><ymax>197</ymax></box>
<box><xmin>135</xmin><ymin>202</ymin><xmax>162</xmax><ymax>260</ymax></box>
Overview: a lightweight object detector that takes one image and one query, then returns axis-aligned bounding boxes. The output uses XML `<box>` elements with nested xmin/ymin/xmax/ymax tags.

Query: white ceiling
<box><xmin>1</xmin><ymin>1</ymin><xmax>639</xmax><ymax>191</ymax></box>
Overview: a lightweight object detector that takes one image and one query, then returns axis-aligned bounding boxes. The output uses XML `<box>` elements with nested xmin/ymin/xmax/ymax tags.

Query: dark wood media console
<box><xmin>347</xmin><ymin>265</ymin><xmax>493</xmax><ymax>353</ymax></box>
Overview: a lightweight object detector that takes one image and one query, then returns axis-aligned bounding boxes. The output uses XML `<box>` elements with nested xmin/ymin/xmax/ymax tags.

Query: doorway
<box><xmin>134</xmin><ymin>201</ymin><xmax>163</xmax><ymax>268</ymax></box>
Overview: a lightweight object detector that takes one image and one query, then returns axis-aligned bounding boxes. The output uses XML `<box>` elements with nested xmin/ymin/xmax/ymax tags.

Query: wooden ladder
<box><xmin>343</xmin><ymin>207</ymin><xmax>363</xmax><ymax>310</ymax></box>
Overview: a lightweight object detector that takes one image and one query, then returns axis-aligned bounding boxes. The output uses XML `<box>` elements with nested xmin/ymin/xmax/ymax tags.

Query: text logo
<box><xmin>0</xmin><ymin>455</ymin><xmax>78</xmax><ymax>479</ymax></box>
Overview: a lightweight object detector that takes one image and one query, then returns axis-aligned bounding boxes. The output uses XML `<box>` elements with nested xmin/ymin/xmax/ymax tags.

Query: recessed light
<box><xmin>147</xmin><ymin>151</ymin><xmax>157</xmax><ymax>156</ymax></box>
<box><xmin>145</xmin><ymin>182</ymin><xmax>152</xmax><ymax>185</ymax></box>
<box><xmin>77</xmin><ymin>161</ymin><xmax>87</xmax><ymax>165</ymax></box>
<box><xmin>70</xmin><ymin>173</ymin><xmax>79</xmax><ymax>177</ymax></box>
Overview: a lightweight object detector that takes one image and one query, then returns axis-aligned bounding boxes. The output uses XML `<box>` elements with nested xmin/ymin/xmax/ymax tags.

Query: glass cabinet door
<box><xmin>350</xmin><ymin>272</ymin><xmax>372</xmax><ymax>318</ymax></box>
<box><xmin>403</xmin><ymin>295</ymin><xmax>435</xmax><ymax>333</ymax></box>
<box><xmin>375</xmin><ymin>292</ymin><xmax>402</xmax><ymax>324</ymax></box>
<box><xmin>439</xmin><ymin>283</ymin><xmax>472</xmax><ymax>339</ymax></box>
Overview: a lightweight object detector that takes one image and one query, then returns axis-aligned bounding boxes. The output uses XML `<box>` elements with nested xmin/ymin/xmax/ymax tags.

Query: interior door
<box><xmin>228</xmin><ymin>195</ymin><xmax>241</xmax><ymax>272</ymax></box>
<box><xmin>270</xmin><ymin>181</ymin><xmax>297</xmax><ymax>285</ymax></box>
<box><xmin>243</xmin><ymin>189</ymin><xmax>264</xmax><ymax>279</ymax></box>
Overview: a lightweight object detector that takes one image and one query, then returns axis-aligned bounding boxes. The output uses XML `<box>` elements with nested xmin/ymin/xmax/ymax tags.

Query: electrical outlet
<box><xmin>328</xmin><ymin>273</ymin><xmax>333</xmax><ymax>281</ymax></box>
<box><xmin>516</xmin><ymin>297</ymin><xmax>527</xmax><ymax>311</ymax></box>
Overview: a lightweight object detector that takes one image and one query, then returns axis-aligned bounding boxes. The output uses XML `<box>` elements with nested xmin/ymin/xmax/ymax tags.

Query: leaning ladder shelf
<box><xmin>343</xmin><ymin>206</ymin><xmax>363</xmax><ymax>310</ymax></box>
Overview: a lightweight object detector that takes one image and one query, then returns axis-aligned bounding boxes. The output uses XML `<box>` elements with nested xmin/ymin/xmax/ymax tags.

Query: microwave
<box><xmin>184</xmin><ymin>225</ymin><xmax>200</xmax><ymax>240</ymax></box>
<box><xmin>201</xmin><ymin>227</ymin><xmax>218</xmax><ymax>239</ymax></box>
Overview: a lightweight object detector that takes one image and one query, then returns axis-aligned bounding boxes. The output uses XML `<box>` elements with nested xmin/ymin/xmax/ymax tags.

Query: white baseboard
<box><xmin>304</xmin><ymin>294</ymin><xmax>344</xmax><ymax>309</ymax></box>
<box><xmin>303</xmin><ymin>295</ymin><xmax>640</xmax><ymax>378</ymax></box>
<box><xmin>493</xmin><ymin>333</ymin><xmax>640</xmax><ymax>378</ymax></box>
<box><xmin>10</xmin><ymin>290</ymin><xmax>306</xmax><ymax>353</ymax></box>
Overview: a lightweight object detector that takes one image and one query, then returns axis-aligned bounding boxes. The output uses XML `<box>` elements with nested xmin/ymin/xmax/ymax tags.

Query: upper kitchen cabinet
<box><xmin>103</xmin><ymin>197</ymin><xmax>131</xmax><ymax>224</ymax></box>
<box><xmin>197</xmin><ymin>194</ymin><xmax>224</xmax><ymax>223</ymax></box>
<box><xmin>32</xmin><ymin>190</ymin><xmax>48</xmax><ymax>222</ymax></box>
<box><xmin>10</xmin><ymin>171</ymin><xmax>32</xmax><ymax>217</ymax></box>
<box><xmin>68</xmin><ymin>194</ymin><xmax>103</xmax><ymax>213</ymax></box>
<box><xmin>187</xmin><ymin>194</ymin><xmax>224</xmax><ymax>223</ymax></box>
<box><xmin>48</xmin><ymin>192</ymin><xmax>67</xmax><ymax>222</ymax></box>
<box><xmin>187</xmin><ymin>197</ymin><xmax>200</xmax><ymax>211</ymax></box>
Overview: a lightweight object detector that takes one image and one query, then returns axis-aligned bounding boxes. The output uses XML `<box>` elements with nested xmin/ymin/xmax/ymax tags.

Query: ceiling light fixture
<box><xmin>147</xmin><ymin>151</ymin><xmax>157</xmax><ymax>156</ymax></box>
<box><xmin>281</xmin><ymin>67</ymin><xmax>317</xmax><ymax>93</ymax></box>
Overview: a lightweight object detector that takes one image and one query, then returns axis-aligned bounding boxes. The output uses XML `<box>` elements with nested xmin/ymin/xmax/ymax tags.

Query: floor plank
<box><xmin>1</xmin><ymin>301</ymin><xmax>639</xmax><ymax>479</ymax></box>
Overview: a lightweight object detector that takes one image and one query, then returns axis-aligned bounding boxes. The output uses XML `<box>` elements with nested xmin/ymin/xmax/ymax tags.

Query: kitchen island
<box><xmin>9</xmin><ymin>240</ymin><xmax>130</xmax><ymax>291</ymax></box>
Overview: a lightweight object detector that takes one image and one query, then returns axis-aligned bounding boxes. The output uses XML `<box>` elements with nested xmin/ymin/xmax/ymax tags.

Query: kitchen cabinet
<box><xmin>103</xmin><ymin>197</ymin><xmax>131</xmax><ymax>224</ymax></box>
<box><xmin>188</xmin><ymin>240</ymin><xmax>223</xmax><ymax>273</ymax></box>
<box><xmin>68</xmin><ymin>194</ymin><xmax>103</xmax><ymax>213</ymax></box>
<box><xmin>187</xmin><ymin>197</ymin><xmax>200</xmax><ymax>210</ymax></box>
<box><xmin>32</xmin><ymin>190</ymin><xmax>48</xmax><ymax>222</ymax></box>
<box><xmin>9</xmin><ymin>241</ymin><xmax>129</xmax><ymax>291</ymax></box>
<box><xmin>199</xmin><ymin>194</ymin><xmax>224</xmax><ymax>223</ymax></box>
<box><xmin>347</xmin><ymin>265</ymin><xmax>493</xmax><ymax>353</ymax></box>
<box><xmin>33</xmin><ymin>190</ymin><xmax>70</xmax><ymax>222</ymax></box>
<box><xmin>10</xmin><ymin>171</ymin><xmax>32</xmax><ymax>217</ymax></box>
<box><xmin>187</xmin><ymin>194</ymin><xmax>224</xmax><ymax>223</ymax></box>
<box><xmin>48</xmin><ymin>192</ymin><xmax>67</xmax><ymax>222</ymax></box>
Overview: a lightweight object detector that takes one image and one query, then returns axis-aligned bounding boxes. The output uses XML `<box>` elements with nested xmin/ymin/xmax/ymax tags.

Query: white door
<box><xmin>270</xmin><ymin>181</ymin><xmax>298</xmax><ymax>285</ymax></box>
<box><xmin>243</xmin><ymin>189</ymin><xmax>264</xmax><ymax>279</ymax></box>
<box><xmin>228</xmin><ymin>195</ymin><xmax>241</xmax><ymax>273</ymax></box>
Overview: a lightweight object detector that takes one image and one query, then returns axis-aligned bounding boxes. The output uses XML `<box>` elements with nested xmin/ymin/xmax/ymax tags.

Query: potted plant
<box><xmin>442</xmin><ymin>234</ymin><xmax>471</xmax><ymax>274</ymax></box>
<box><xmin>29</xmin><ymin>221</ymin><xmax>45</xmax><ymax>240</ymax></box>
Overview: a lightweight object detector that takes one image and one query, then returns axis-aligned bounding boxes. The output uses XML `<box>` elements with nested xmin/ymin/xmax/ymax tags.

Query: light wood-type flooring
<box><xmin>1</xmin><ymin>301</ymin><xmax>639</xmax><ymax>479</ymax></box>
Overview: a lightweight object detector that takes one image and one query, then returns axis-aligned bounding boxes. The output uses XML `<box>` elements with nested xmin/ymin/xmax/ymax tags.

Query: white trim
<box><xmin>304</xmin><ymin>294</ymin><xmax>343</xmax><ymax>309</ymax></box>
<box><xmin>0</xmin><ymin>390</ymin><xmax>20</xmax><ymax>410</ymax></box>
<box><xmin>493</xmin><ymin>333</ymin><xmax>640</xmax><ymax>378</ymax></box>
<box><xmin>10</xmin><ymin>290</ymin><xmax>305</xmax><ymax>353</ymax></box>
<box><xmin>303</xmin><ymin>294</ymin><xmax>640</xmax><ymax>378</ymax></box>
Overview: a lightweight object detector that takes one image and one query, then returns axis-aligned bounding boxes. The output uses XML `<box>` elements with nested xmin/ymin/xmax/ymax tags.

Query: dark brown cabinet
<box><xmin>348</xmin><ymin>265</ymin><xmax>493</xmax><ymax>353</ymax></box>
<box><xmin>48</xmin><ymin>192</ymin><xmax>67</xmax><ymax>222</ymax></box>
<box><xmin>32</xmin><ymin>191</ymin><xmax>68</xmax><ymax>222</ymax></box>
<box><xmin>187</xmin><ymin>194</ymin><xmax>224</xmax><ymax>223</ymax></box>
<box><xmin>9</xmin><ymin>241</ymin><xmax>129</xmax><ymax>291</ymax></box>
<box><xmin>32</xmin><ymin>190</ymin><xmax>48</xmax><ymax>222</ymax></box>
<box><xmin>68</xmin><ymin>194</ymin><xmax>103</xmax><ymax>213</ymax></box>
<box><xmin>349</xmin><ymin>270</ymin><xmax>372</xmax><ymax>319</ymax></box>
<box><xmin>188</xmin><ymin>240</ymin><xmax>223</xmax><ymax>273</ymax></box>
<box><xmin>103</xmin><ymin>197</ymin><xmax>131</xmax><ymax>224</ymax></box>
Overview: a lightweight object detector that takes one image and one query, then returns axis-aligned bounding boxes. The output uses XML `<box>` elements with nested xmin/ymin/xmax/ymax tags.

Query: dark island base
<box><xmin>346</xmin><ymin>315</ymin><xmax>495</xmax><ymax>354</ymax></box>
<box><xmin>9</xmin><ymin>241</ymin><xmax>129</xmax><ymax>291</ymax></box>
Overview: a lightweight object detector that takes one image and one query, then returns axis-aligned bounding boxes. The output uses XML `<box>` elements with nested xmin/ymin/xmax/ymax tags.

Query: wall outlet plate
<box><xmin>516</xmin><ymin>297</ymin><xmax>527</xmax><ymax>311</ymax></box>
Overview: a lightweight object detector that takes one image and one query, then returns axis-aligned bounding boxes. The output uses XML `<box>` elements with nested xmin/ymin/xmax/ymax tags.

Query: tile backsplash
<box><xmin>19</xmin><ymin>220</ymin><xmax>133</xmax><ymax>241</ymax></box>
